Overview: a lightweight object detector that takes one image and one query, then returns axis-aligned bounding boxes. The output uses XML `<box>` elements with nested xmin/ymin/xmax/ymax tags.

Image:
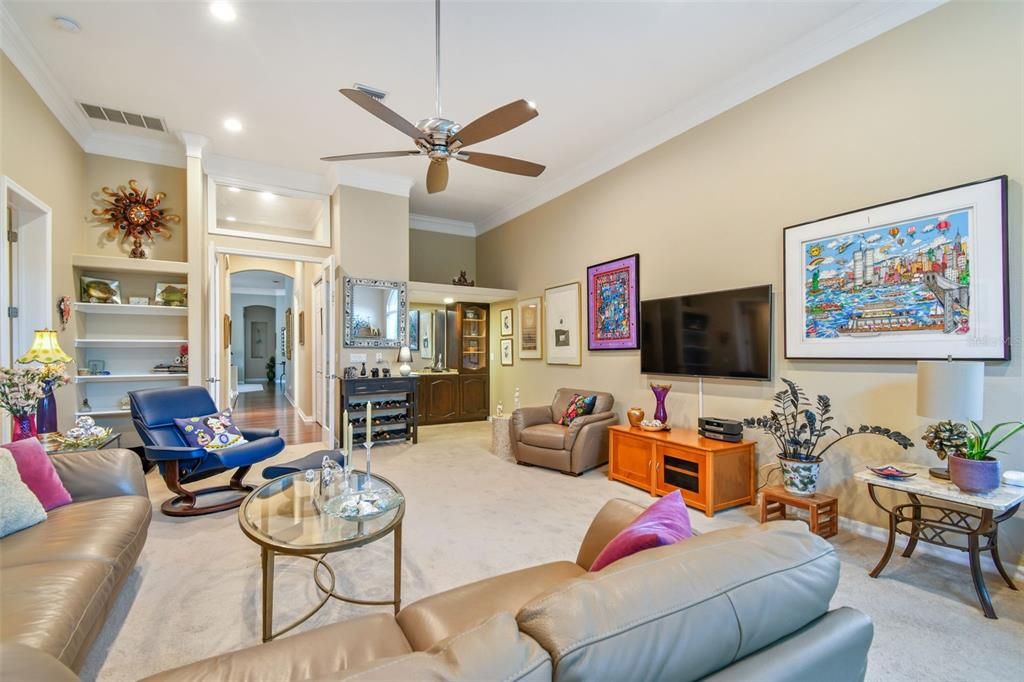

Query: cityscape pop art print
<box><xmin>587</xmin><ymin>253</ymin><xmax>640</xmax><ymax>350</ymax></box>
<box><xmin>783</xmin><ymin>176</ymin><xmax>1009</xmax><ymax>360</ymax></box>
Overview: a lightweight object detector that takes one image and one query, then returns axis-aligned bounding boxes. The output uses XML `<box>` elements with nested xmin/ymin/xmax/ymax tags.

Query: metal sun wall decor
<box><xmin>92</xmin><ymin>179</ymin><xmax>180</xmax><ymax>259</ymax></box>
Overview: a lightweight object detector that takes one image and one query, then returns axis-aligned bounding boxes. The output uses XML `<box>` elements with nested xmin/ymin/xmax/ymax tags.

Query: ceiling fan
<box><xmin>320</xmin><ymin>0</ymin><xmax>545</xmax><ymax>194</ymax></box>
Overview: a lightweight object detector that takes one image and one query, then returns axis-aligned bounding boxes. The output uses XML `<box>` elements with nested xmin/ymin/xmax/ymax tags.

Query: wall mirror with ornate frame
<box><xmin>344</xmin><ymin>277</ymin><xmax>407</xmax><ymax>348</ymax></box>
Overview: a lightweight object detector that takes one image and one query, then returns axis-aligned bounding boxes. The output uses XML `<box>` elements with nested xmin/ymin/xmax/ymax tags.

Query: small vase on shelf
<box><xmin>12</xmin><ymin>414</ymin><xmax>37</xmax><ymax>441</ymax></box>
<box><xmin>650</xmin><ymin>383</ymin><xmax>671</xmax><ymax>429</ymax></box>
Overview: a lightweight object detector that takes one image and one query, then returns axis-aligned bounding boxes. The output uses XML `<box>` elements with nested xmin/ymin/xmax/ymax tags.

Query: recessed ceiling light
<box><xmin>53</xmin><ymin>16</ymin><xmax>81</xmax><ymax>33</ymax></box>
<box><xmin>210</xmin><ymin>1</ymin><xmax>236</xmax><ymax>22</ymax></box>
<box><xmin>261</xmin><ymin>192</ymin><xmax>275</xmax><ymax>200</ymax></box>
<box><xmin>223</xmin><ymin>117</ymin><xmax>243</xmax><ymax>132</ymax></box>
<box><xmin>227</xmin><ymin>186</ymin><xmax>241</xmax><ymax>193</ymax></box>
<box><xmin>443</xmin><ymin>297</ymin><xmax>454</xmax><ymax>304</ymax></box>
<box><xmin>225</xmin><ymin>216</ymin><xmax>237</xmax><ymax>222</ymax></box>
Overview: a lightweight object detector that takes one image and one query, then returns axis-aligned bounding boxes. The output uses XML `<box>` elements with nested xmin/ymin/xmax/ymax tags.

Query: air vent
<box><xmin>353</xmin><ymin>83</ymin><xmax>388</xmax><ymax>102</ymax></box>
<box><xmin>78</xmin><ymin>102</ymin><xmax>167</xmax><ymax>133</ymax></box>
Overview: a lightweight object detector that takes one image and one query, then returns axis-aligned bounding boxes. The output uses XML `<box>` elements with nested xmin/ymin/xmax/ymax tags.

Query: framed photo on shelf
<box><xmin>154</xmin><ymin>282</ymin><xmax>188</xmax><ymax>307</ymax></box>
<box><xmin>499</xmin><ymin>308</ymin><xmax>514</xmax><ymax>337</ymax></box>
<box><xmin>80</xmin><ymin>276</ymin><xmax>121</xmax><ymax>304</ymax></box>
<box><xmin>500</xmin><ymin>338</ymin><xmax>514</xmax><ymax>366</ymax></box>
<box><xmin>586</xmin><ymin>253</ymin><xmax>639</xmax><ymax>350</ymax></box>
<box><xmin>128</xmin><ymin>296</ymin><xmax>150</xmax><ymax>306</ymax></box>
<box><xmin>784</xmin><ymin>176</ymin><xmax>1009</xmax><ymax>360</ymax></box>
<box><xmin>544</xmin><ymin>282</ymin><xmax>582</xmax><ymax>366</ymax></box>
<box><xmin>518</xmin><ymin>297</ymin><xmax>542</xmax><ymax>359</ymax></box>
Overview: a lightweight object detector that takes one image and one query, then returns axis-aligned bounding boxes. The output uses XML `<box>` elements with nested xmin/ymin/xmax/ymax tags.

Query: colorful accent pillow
<box><xmin>174</xmin><ymin>410</ymin><xmax>248</xmax><ymax>452</ymax></box>
<box><xmin>589</xmin><ymin>490</ymin><xmax>693</xmax><ymax>572</ymax></box>
<box><xmin>0</xmin><ymin>449</ymin><xmax>47</xmax><ymax>538</ymax></box>
<box><xmin>4</xmin><ymin>437</ymin><xmax>72</xmax><ymax>510</ymax></box>
<box><xmin>559</xmin><ymin>394</ymin><xmax>598</xmax><ymax>426</ymax></box>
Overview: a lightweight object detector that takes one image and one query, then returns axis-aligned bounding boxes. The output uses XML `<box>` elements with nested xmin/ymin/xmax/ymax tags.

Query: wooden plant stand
<box><xmin>759</xmin><ymin>485</ymin><xmax>839</xmax><ymax>539</ymax></box>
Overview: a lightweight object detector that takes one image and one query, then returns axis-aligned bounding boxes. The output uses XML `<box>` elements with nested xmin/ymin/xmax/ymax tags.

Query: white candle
<box><xmin>343</xmin><ymin>409</ymin><xmax>349</xmax><ymax>456</ymax></box>
<box><xmin>365</xmin><ymin>401</ymin><xmax>372</xmax><ymax>445</ymax></box>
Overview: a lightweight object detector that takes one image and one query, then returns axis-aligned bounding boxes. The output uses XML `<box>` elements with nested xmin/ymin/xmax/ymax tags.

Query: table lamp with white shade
<box><xmin>916</xmin><ymin>359</ymin><xmax>984</xmax><ymax>479</ymax></box>
<box><xmin>397</xmin><ymin>345</ymin><xmax>413</xmax><ymax>377</ymax></box>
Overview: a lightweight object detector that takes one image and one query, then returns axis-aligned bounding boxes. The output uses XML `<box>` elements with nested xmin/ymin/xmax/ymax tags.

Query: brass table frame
<box><xmin>866</xmin><ymin>484</ymin><xmax>1019</xmax><ymax>619</ymax></box>
<box><xmin>240</xmin><ymin>471</ymin><xmax>405</xmax><ymax>642</ymax></box>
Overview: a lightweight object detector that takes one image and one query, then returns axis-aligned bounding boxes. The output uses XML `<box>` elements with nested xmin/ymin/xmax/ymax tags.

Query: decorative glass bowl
<box><xmin>319</xmin><ymin>488</ymin><xmax>404</xmax><ymax>521</ymax></box>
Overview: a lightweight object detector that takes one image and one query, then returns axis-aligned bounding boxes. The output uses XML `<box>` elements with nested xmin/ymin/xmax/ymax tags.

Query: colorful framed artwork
<box><xmin>500</xmin><ymin>338</ymin><xmax>514</xmax><ymax>366</ymax></box>
<box><xmin>519</xmin><ymin>297</ymin><xmax>542</xmax><ymax>359</ymax></box>
<box><xmin>500</xmin><ymin>308</ymin><xmax>514</xmax><ymax>337</ymax></box>
<box><xmin>587</xmin><ymin>253</ymin><xmax>640</xmax><ymax>350</ymax></box>
<box><xmin>784</xmin><ymin>176</ymin><xmax>1009</xmax><ymax>360</ymax></box>
<box><xmin>544</xmin><ymin>282</ymin><xmax>582</xmax><ymax>366</ymax></box>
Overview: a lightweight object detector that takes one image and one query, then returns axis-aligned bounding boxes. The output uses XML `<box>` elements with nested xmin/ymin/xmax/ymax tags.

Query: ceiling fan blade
<box><xmin>453</xmin><ymin>100</ymin><xmax>538</xmax><ymax>148</ymax></box>
<box><xmin>426</xmin><ymin>160</ymin><xmax>449</xmax><ymax>194</ymax></box>
<box><xmin>320</xmin><ymin>151</ymin><xmax>420</xmax><ymax>162</ymax></box>
<box><xmin>339</xmin><ymin>88</ymin><xmax>425</xmax><ymax>140</ymax></box>
<box><xmin>458</xmin><ymin>151</ymin><xmax>545</xmax><ymax>177</ymax></box>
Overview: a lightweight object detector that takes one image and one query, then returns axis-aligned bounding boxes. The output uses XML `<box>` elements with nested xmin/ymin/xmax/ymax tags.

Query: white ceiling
<box><xmin>230</xmin><ymin>269</ymin><xmax>291</xmax><ymax>293</ymax></box>
<box><xmin>4</xmin><ymin>1</ymin><xmax>940</xmax><ymax>233</ymax></box>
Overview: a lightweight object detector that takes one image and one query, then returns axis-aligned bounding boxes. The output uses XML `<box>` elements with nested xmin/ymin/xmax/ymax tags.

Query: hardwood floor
<box><xmin>232</xmin><ymin>382</ymin><xmax>321</xmax><ymax>445</ymax></box>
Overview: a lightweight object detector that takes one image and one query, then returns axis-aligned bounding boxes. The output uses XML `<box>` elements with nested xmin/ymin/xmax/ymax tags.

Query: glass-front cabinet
<box><xmin>446</xmin><ymin>303</ymin><xmax>489</xmax><ymax>373</ymax></box>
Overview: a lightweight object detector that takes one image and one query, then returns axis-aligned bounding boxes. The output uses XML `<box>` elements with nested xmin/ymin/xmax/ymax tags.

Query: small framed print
<box><xmin>128</xmin><ymin>296</ymin><xmax>150</xmax><ymax>306</ymax></box>
<box><xmin>499</xmin><ymin>308</ymin><xmax>514</xmax><ymax>337</ymax></box>
<box><xmin>544</xmin><ymin>282</ymin><xmax>582</xmax><ymax>366</ymax></box>
<box><xmin>155</xmin><ymin>282</ymin><xmax>188</xmax><ymax>307</ymax></box>
<box><xmin>500</xmin><ymin>337</ymin><xmax>514</xmax><ymax>366</ymax></box>
<box><xmin>87</xmin><ymin>359</ymin><xmax>105</xmax><ymax>375</ymax></box>
<box><xmin>518</xmin><ymin>297</ymin><xmax>542</xmax><ymax>359</ymax></box>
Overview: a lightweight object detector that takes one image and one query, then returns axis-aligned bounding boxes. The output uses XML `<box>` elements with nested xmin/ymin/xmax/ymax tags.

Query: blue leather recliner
<box><xmin>129</xmin><ymin>386</ymin><xmax>285</xmax><ymax>516</ymax></box>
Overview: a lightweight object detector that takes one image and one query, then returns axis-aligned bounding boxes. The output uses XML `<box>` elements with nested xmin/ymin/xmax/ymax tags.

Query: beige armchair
<box><xmin>511</xmin><ymin>388</ymin><xmax>617</xmax><ymax>475</ymax></box>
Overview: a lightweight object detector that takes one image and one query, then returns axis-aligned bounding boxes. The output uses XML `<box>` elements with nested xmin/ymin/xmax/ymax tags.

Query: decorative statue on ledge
<box><xmin>452</xmin><ymin>270</ymin><xmax>475</xmax><ymax>287</ymax></box>
<box><xmin>92</xmin><ymin>179</ymin><xmax>180</xmax><ymax>259</ymax></box>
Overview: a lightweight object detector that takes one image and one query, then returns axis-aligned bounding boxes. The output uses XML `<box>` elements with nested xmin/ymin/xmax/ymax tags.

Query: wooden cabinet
<box><xmin>608</xmin><ymin>425</ymin><xmax>755</xmax><ymax>517</ymax></box>
<box><xmin>459</xmin><ymin>375</ymin><xmax>489</xmax><ymax>420</ymax></box>
<box><xmin>446</xmin><ymin>303</ymin><xmax>490</xmax><ymax>375</ymax></box>
<box><xmin>418</xmin><ymin>372</ymin><xmax>490</xmax><ymax>425</ymax></box>
<box><xmin>340</xmin><ymin>376</ymin><xmax>418</xmax><ymax>446</ymax></box>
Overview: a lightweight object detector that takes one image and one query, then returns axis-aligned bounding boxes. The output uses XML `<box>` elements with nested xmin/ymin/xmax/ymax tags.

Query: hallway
<box><xmin>231</xmin><ymin>382</ymin><xmax>321</xmax><ymax>445</ymax></box>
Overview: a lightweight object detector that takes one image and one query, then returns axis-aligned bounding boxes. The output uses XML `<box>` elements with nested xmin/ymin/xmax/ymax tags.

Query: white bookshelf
<box><xmin>72</xmin><ymin>253</ymin><xmax>189</xmax><ymax>275</ymax></box>
<box><xmin>75</xmin><ymin>338</ymin><xmax>188</xmax><ymax>348</ymax></box>
<box><xmin>74</xmin><ymin>302</ymin><xmax>188</xmax><ymax>317</ymax></box>
<box><xmin>74</xmin><ymin>373</ymin><xmax>187</xmax><ymax>384</ymax></box>
<box><xmin>75</xmin><ymin>408</ymin><xmax>131</xmax><ymax>418</ymax></box>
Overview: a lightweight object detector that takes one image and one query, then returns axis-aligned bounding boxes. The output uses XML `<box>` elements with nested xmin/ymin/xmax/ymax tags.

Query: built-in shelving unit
<box><xmin>71</xmin><ymin>253</ymin><xmax>193</xmax><ymax>446</ymax></box>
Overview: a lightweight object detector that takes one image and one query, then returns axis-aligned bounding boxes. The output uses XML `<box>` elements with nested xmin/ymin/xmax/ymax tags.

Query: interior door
<box><xmin>320</xmin><ymin>255</ymin><xmax>337</xmax><ymax>447</ymax></box>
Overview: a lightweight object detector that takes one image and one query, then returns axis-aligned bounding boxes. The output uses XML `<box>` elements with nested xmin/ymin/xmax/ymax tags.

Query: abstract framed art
<box><xmin>519</xmin><ymin>297</ymin><xmax>542</xmax><ymax>359</ymax></box>
<box><xmin>783</xmin><ymin>176</ymin><xmax>1009</xmax><ymax>360</ymax></box>
<box><xmin>587</xmin><ymin>253</ymin><xmax>639</xmax><ymax>350</ymax></box>
<box><xmin>544</xmin><ymin>282</ymin><xmax>582</xmax><ymax>365</ymax></box>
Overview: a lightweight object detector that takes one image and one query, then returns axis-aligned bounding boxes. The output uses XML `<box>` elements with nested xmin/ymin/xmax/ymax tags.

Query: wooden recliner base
<box><xmin>160</xmin><ymin>462</ymin><xmax>254</xmax><ymax>517</ymax></box>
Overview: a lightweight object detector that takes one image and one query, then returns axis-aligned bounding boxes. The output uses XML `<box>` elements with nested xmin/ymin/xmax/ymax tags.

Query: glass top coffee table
<box><xmin>238</xmin><ymin>470</ymin><xmax>405</xmax><ymax>642</ymax></box>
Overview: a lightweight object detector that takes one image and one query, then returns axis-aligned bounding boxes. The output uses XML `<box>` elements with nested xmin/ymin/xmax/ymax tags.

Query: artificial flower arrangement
<box><xmin>0</xmin><ymin>367</ymin><xmax>47</xmax><ymax>417</ymax></box>
<box><xmin>38</xmin><ymin>362</ymin><xmax>72</xmax><ymax>388</ymax></box>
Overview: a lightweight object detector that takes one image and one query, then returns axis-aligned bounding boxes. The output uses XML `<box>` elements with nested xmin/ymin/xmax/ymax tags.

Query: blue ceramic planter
<box><xmin>949</xmin><ymin>455</ymin><xmax>1001</xmax><ymax>494</ymax></box>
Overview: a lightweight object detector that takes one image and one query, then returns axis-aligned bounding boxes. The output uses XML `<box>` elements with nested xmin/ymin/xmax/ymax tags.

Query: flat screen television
<box><xmin>640</xmin><ymin>285</ymin><xmax>773</xmax><ymax>380</ymax></box>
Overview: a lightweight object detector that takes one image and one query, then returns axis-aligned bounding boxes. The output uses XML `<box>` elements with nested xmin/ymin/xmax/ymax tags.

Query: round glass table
<box><xmin>238</xmin><ymin>470</ymin><xmax>405</xmax><ymax>642</ymax></box>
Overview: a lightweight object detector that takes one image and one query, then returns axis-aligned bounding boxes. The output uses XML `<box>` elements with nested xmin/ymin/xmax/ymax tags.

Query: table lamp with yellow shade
<box><xmin>17</xmin><ymin>329</ymin><xmax>72</xmax><ymax>436</ymax></box>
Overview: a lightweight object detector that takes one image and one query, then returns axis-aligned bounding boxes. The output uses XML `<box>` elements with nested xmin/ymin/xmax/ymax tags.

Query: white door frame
<box><xmin>320</xmin><ymin>255</ymin><xmax>337</xmax><ymax>448</ymax></box>
<box><xmin>207</xmin><ymin>248</ymin><xmax>223</xmax><ymax>406</ymax></box>
<box><xmin>312</xmin><ymin>277</ymin><xmax>324</xmax><ymax>426</ymax></box>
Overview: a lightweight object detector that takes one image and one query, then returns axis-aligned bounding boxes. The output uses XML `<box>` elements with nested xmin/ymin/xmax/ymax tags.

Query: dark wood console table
<box><xmin>855</xmin><ymin>464</ymin><xmax>1022</xmax><ymax>619</ymax></box>
<box><xmin>340</xmin><ymin>376</ymin><xmax>418</xmax><ymax>447</ymax></box>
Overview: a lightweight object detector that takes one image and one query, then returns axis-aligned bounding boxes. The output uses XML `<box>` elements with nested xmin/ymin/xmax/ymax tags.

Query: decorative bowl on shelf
<box><xmin>639</xmin><ymin>419</ymin><xmax>668</xmax><ymax>432</ymax></box>
<box><xmin>866</xmin><ymin>465</ymin><xmax>917</xmax><ymax>480</ymax></box>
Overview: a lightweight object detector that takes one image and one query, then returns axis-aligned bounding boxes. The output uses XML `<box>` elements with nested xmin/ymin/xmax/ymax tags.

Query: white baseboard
<box><xmin>839</xmin><ymin>516</ymin><xmax>1024</xmax><ymax>583</ymax></box>
<box><xmin>283</xmin><ymin>391</ymin><xmax>295</xmax><ymax>407</ymax></box>
<box><xmin>295</xmin><ymin>405</ymin><xmax>314</xmax><ymax>424</ymax></box>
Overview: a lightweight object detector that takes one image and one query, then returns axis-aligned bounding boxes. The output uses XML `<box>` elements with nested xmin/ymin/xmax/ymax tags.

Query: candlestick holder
<box><xmin>361</xmin><ymin>442</ymin><xmax>380</xmax><ymax>499</ymax></box>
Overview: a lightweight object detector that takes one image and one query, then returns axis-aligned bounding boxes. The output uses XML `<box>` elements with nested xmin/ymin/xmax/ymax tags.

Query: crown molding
<box><xmin>205</xmin><ymin>154</ymin><xmax>332</xmax><ymax>195</ymax></box>
<box><xmin>84</xmin><ymin>131</ymin><xmax>186</xmax><ymax>168</ymax></box>
<box><xmin>331</xmin><ymin>165</ymin><xmax>414</xmax><ymax>198</ymax></box>
<box><xmin>409</xmin><ymin>213</ymin><xmax>477</xmax><ymax>238</ymax></box>
<box><xmin>177</xmin><ymin>131</ymin><xmax>208</xmax><ymax>159</ymax></box>
<box><xmin>476</xmin><ymin>0</ymin><xmax>946</xmax><ymax>234</ymax></box>
<box><xmin>0</xmin><ymin>4</ymin><xmax>92</xmax><ymax>148</ymax></box>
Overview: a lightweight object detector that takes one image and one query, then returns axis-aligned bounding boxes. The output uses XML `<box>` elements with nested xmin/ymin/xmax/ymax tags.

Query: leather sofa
<box><xmin>0</xmin><ymin>449</ymin><xmax>150</xmax><ymax>675</ymax></box>
<box><xmin>145</xmin><ymin>499</ymin><xmax>873</xmax><ymax>682</ymax></box>
<box><xmin>512</xmin><ymin>388</ymin><xmax>618</xmax><ymax>475</ymax></box>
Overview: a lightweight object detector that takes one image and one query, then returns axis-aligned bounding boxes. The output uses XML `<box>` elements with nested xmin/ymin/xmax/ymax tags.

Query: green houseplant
<box><xmin>744</xmin><ymin>378</ymin><xmax>914</xmax><ymax>496</ymax></box>
<box><xmin>929</xmin><ymin>420</ymin><xmax>1024</xmax><ymax>493</ymax></box>
<box><xmin>266</xmin><ymin>355</ymin><xmax>276</xmax><ymax>383</ymax></box>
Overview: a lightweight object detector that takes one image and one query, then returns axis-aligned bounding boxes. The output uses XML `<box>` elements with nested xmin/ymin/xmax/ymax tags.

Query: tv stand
<box><xmin>608</xmin><ymin>425</ymin><xmax>755</xmax><ymax>517</ymax></box>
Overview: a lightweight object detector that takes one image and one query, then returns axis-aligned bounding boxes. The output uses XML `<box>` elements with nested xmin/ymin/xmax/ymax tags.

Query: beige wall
<box><xmin>338</xmin><ymin>186</ymin><xmax>409</xmax><ymax>281</ymax></box>
<box><xmin>2</xmin><ymin>53</ymin><xmax>85</xmax><ymax>427</ymax></box>
<box><xmin>82</xmin><ymin>154</ymin><xmax>187</xmax><ymax>262</ymax></box>
<box><xmin>478</xmin><ymin>3</ymin><xmax>1024</xmax><ymax>561</ymax></box>
<box><xmin>409</xmin><ymin>228</ymin><xmax>476</xmax><ymax>285</ymax></box>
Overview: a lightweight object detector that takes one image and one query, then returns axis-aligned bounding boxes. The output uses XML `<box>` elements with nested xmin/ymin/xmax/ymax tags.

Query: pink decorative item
<box><xmin>5</xmin><ymin>437</ymin><xmax>72</xmax><ymax>510</ymax></box>
<box><xmin>589</xmin><ymin>490</ymin><xmax>692</xmax><ymax>572</ymax></box>
<box><xmin>12</xmin><ymin>414</ymin><xmax>37</xmax><ymax>441</ymax></box>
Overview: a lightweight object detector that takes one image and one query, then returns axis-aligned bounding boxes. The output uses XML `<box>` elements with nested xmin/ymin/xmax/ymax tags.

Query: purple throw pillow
<box><xmin>174</xmin><ymin>410</ymin><xmax>248</xmax><ymax>452</ymax></box>
<box><xmin>589</xmin><ymin>490</ymin><xmax>692</xmax><ymax>572</ymax></box>
<box><xmin>4</xmin><ymin>437</ymin><xmax>73</xmax><ymax>511</ymax></box>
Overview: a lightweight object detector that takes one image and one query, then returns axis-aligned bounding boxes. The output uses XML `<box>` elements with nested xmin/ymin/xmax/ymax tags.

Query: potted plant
<box><xmin>0</xmin><ymin>367</ymin><xmax>47</xmax><ymax>440</ymax></box>
<box><xmin>266</xmin><ymin>355</ymin><xmax>276</xmax><ymax>383</ymax></box>
<box><xmin>926</xmin><ymin>420</ymin><xmax>1024</xmax><ymax>493</ymax></box>
<box><xmin>744</xmin><ymin>378</ymin><xmax>914</xmax><ymax>496</ymax></box>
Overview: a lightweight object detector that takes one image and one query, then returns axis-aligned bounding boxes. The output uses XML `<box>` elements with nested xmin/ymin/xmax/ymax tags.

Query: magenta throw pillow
<box><xmin>589</xmin><ymin>490</ymin><xmax>692</xmax><ymax>572</ymax></box>
<box><xmin>4</xmin><ymin>437</ymin><xmax>72</xmax><ymax>511</ymax></box>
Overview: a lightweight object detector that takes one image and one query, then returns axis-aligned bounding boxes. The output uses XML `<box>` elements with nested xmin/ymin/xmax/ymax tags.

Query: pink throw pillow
<box><xmin>5</xmin><ymin>437</ymin><xmax>72</xmax><ymax>511</ymax></box>
<box><xmin>590</xmin><ymin>490</ymin><xmax>692</xmax><ymax>572</ymax></box>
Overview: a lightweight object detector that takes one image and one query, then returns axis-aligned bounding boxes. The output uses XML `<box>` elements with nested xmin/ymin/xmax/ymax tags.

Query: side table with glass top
<box><xmin>238</xmin><ymin>470</ymin><xmax>405</xmax><ymax>642</ymax></box>
<box><xmin>42</xmin><ymin>432</ymin><xmax>122</xmax><ymax>455</ymax></box>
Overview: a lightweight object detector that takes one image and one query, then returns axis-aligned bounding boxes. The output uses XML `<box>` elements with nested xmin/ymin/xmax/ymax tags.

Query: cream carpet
<box><xmin>83</xmin><ymin>423</ymin><xmax>1023</xmax><ymax>681</ymax></box>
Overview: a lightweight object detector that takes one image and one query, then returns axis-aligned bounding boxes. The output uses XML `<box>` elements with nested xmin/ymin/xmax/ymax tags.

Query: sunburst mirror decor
<box><xmin>92</xmin><ymin>179</ymin><xmax>180</xmax><ymax>258</ymax></box>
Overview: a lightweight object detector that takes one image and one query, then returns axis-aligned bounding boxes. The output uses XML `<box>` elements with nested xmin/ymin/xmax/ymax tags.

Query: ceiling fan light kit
<box><xmin>321</xmin><ymin>0</ymin><xmax>545</xmax><ymax>194</ymax></box>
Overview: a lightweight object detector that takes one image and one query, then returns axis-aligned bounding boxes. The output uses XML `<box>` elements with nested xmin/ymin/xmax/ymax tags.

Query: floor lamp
<box><xmin>916</xmin><ymin>359</ymin><xmax>984</xmax><ymax>479</ymax></box>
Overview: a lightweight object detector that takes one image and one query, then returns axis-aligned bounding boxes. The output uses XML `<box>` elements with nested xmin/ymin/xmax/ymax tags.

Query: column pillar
<box><xmin>178</xmin><ymin>132</ymin><xmax>208</xmax><ymax>388</ymax></box>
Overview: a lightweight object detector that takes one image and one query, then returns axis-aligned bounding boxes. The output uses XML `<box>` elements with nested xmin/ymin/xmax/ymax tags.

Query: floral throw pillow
<box><xmin>559</xmin><ymin>394</ymin><xmax>598</xmax><ymax>426</ymax></box>
<box><xmin>174</xmin><ymin>410</ymin><xmax>248</xmax><ymax>452</ymax></box>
